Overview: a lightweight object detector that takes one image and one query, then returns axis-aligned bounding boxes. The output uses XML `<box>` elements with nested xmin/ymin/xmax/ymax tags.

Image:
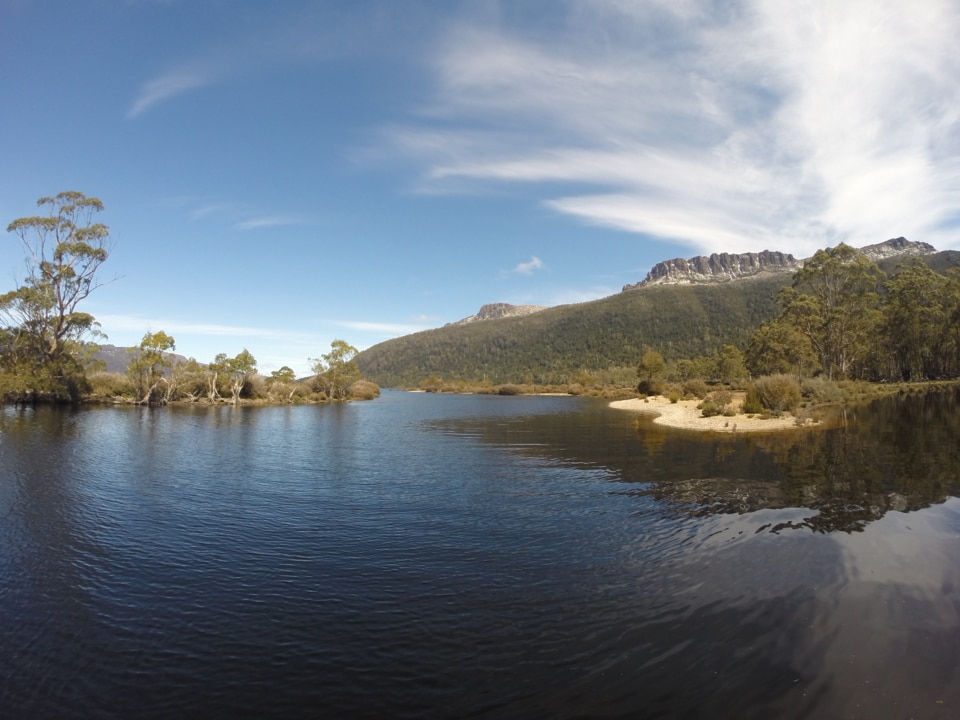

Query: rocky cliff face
<box><xmin>859</xmin><ymin>236</ymin><xmax>936</xmax><ymax>261</ymax></box>
<box><xmin>622</xmin><ymin>238</ymin><xmax>937</xmax><ymax>291</ymax></box>
<box><xmin>623</xmin><ymin>250</ymin><xmax>800</xmax><ymax>291</ymax></box>
<box><xmin>448</xmin><ymin>303</ymin><xmax>547</xmax><ymax>326</ymax></box>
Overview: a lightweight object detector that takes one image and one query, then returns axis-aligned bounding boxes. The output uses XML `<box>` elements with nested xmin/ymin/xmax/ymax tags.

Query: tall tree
<box><xmin>1</xmin><ymin>192</ymin><xmax>110</xmax><ymax>400</ymax></box>
<box><xmin>777</xmin><ymin>244</ymin><xmax>884</xmax><ymax>379</ymax></box>
<box><xmin>311</xmin><ymin>340</ymin><xmax>360</xmax><ymax>400</ymax></box>
<box><xmin>746</xmin><ymin>319</ymin><xmax>818</xmax><ymax>378</ymax></box>
<box><xmin>225</xmin><ymin>349</ymin><xmax>258</xmax><ymax>403</ymax></box>
<box><xmin>127</xmin><ymin>331</ymin><xmax>176</xmax><ymax>404</ymax></box>
<box><xmin>882</xmin><ymin>260</ymin><xmax>950</xmax><ymax>380</ymax></box>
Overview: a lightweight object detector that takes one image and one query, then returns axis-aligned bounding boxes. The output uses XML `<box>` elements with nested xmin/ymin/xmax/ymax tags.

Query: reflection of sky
<box><xmin>808</xmin><ymin>498</ymin><xmax>960</xmax><ymax>716</ymax></box>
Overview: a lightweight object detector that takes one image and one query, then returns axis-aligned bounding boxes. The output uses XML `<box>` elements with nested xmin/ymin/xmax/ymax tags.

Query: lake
<box><xmin>2</xmin><ymin>389</ymin><xmax>960</xmax><ymax>719</ymax></box>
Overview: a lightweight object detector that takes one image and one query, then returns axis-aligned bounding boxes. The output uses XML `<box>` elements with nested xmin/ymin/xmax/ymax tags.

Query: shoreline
<box><xmin>610</xmin><ymin>394</ymin><xmax>819</xmax><ymax>433</ymax></box>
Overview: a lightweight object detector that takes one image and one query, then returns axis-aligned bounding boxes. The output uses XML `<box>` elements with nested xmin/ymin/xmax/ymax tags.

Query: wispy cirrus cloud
<box><xmin>388</xmin><ymin>0</ymin><xmax>960</xmax><ymax>256</ymax></box>
<box><xmin>234</xmin><ymin>216</ymin><xmax>306</xmax><ymax>231</ymax></box>
<box><xmin>127</xmin><ymin>70</ymin><xmax>213</xmax><ymax>119</ymax></box>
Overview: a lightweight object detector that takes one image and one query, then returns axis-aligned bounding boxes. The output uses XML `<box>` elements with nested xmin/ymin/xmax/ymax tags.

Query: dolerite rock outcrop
<box><xmin>447</xmin><ymin>303</ymin><xmax>547</xmax><ymax>326</ymax></box>
<box><xmin>622</xmin><ymin>238</ymin><xmax>937</xmax><ymax>291</ymax></box>
<box><xmin>623</xmin><ymin>251</ymin><xmax>800</xmax><ymax>290</ymax></box>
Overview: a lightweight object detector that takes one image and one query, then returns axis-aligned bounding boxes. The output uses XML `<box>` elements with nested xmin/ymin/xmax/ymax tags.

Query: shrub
<box><xmin>799</xmin><ymin>376</ymin><xmax>843</xmax><ymax>404</ymax></box>
<box><xmin>87</xmin><ymin>371</ymin><xmax>131</xmax><ymax>398</ymax></box>
<box><xmin>349</xmin><ymin>379</ymin><xmax>381</xmax><ymax>400</ymax></box>
<box><xmin>748</xmin><ymin>374</ymin><xmax>802</xmax><ymax>412</ymax></box>
<box><xmin>681</xmin><ymin>378</ymin><xmax>710</xmax><ymax>399</ymax></box>
<box><xmin>637</xmin><ymin>378</ymin><xmax>665</xmax><ymax>397</ymax></box>
<box><xmin>699</xmin><ymin>399</ymin><xmax>723</xmax><ymax>417</ymax></box>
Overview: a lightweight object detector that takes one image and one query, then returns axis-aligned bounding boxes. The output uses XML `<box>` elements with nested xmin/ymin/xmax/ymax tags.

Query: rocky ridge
<box><xmin>622</xmin><ymin>238</ymin><xmax>936</xmax><ymax>291</ymax></box>
<box><xmin>448</xmin><ymin>303</ymin><xmax>547</xmax><ymax>326</ymax></box>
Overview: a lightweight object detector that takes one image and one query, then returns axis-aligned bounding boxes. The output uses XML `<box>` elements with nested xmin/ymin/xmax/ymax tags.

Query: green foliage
<box><xmin>699</xmin><ymin>389</ymin><xmax>734</xmax><ymax>417</ymax></box>
<box><xmin>348</xmin><ymin>379</ymin><xmax>381</xmax><ymax>400</ymax></box>
<box><xmin>746</xmin><ymin>319</ymin><xmax>818</xmax><ymax>378</ymax></box>
<box><xmin>882</xmin><ymin>260</ymin><xmax>954</xmax><ymax>381</ymax></box>
<box><xmin>778</xmin><ymin>244</ymin><xmax>885</xmax><ymax>379</ymax></box>
<box><xmin>747</xmin><ymin>374</ymin><xmax>802</xmax><ymax>412</ymax></box>
<box><xmin>310</xmin><ymin>339</ymin><xmax>360</xmax><ymax>400</ymax></box>
<box><xmin>716</xmin><ymin>345</ymin><xmax>748</xmax><ymax>385</ymax></box>
<box><xmin>799</xmin><ymin>376</ymin><xmax>843</xmax><ymax>404</ymax></box>
<box><xmin>224</xmin><ymin>349</ymin><xmax>258</xmax><ymax>403</ymax></box>
<box><xmin>1</xmin><ymin>192</ymin><xmax>109</xmax><ymax>401</ymax></box>
<box><xmin>127</xmin><ymin>330</ymin><xmax>176</xmax><ymax>404</ymax></box>
<box><xmin>636</xmin><ymin>378</ymin><xmax>665</xmax><ymax>396</ymax></box>
<box><xmin>357</xmin><ymin>277</ymin><xmax>791</xmax><ymax>387</ymax></box>
<box><xmin>681</xmin><ymin>378</ymin><xmax>709</xmax><ymax>399</ymax></box>
<box><xmin>637</xmin><ymin>349</ymin><xmax>666</xmax><ymax>381</ymax></box>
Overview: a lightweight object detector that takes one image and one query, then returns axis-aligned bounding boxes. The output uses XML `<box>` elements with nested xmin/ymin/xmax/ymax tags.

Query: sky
<box><xmin>3</xmin><ymin>0</ymin><xmax>960</xmax><ymax>376</ymax></box>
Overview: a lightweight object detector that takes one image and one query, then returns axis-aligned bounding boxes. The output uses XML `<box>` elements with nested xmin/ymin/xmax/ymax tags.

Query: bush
<box><xmin>637</xmin><ymin>378</ymin><xmax>665</xmax><ymax>396</ymax></box>
<box><xmin>497</xmin><ymin>384</ymin><xmax>523</xmax><ymax>396</ymax></box>
<box><xmin>349</xmin><ymin>380</ymin><xmax>381</xmax><ymax>400</ymax></box>
<box><xmin>699</xmin><ymin>400</ymin><xmax>723</xmax><ymax>417</ymax></box>
<box><xmin>87</xmin><ymin>371</ymin><xmax>131</xmax><ymax>398</ymax></box>
<box><xmin>748</xmin><ymin>374</ymin><xmax>802</xmax><ymax>412</ymax></box>
<box><xmin>699</xmin><ymin>389</ymin><xmax>734</xmax><ymax>417</ymax></box>
<box><xmin>681</xmin><ymin>378</ymin><xmax>710</xmax><ymax>399</ymax></box>
<box><xmin>799</xmin><ymin>376</ymin><xmax>843</xmax><ymax>404</ymax></box>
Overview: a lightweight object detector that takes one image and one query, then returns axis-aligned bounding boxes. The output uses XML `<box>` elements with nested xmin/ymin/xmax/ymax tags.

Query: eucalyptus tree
<box><xmin>310</xmin><ymin>339</ymin><xmax>360</xmax><ymax>400</ymax></box>
<box><xmin>127</xmin><ymin>331</ymin><xmax>176</xmax><ymax>404</ymax></box>
<box><xmin>777</xmin><ymin>244</ymin><xmax>885</xmax><ymax>379</ymax></box>
<box><xmin>746</xmin><ymin>319</ymin><xmax>818</xmax><ymax>379</ymax></box>
<box><xmin>225</xmin><ymin>349</ymin><xmax>258</xmax><ymax>403</ymax></box>
<box><xmin>1</xmin><ymin>191</ymin><xmax>110</xmax><ymax>400</ymax></box>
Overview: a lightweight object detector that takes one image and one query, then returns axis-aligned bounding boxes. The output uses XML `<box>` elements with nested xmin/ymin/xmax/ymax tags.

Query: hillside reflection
<box><xmin>427</xmin><ymin>387</ymin><xmax>960</xmax><ymax>533</ymax></box>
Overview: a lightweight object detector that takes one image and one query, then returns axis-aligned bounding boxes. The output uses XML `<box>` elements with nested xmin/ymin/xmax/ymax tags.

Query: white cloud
<box><xmin>513</xmin><ymin>256</ymin><xmax>544</xmax><ymax>275</ymax></box>
<box><xmin>127</xmin><ymin>71</ymin><xmax>212</xmax><ymax>118</ymax></box>
<box><xmin>235</xmin><ymin>216</ymin><xmax>304</xmax><ymax>231</ymax></box>
<box><xmin>390</xmin><ymin>0</ymin><xmax>960</xmax><ymax>255</ymax></box>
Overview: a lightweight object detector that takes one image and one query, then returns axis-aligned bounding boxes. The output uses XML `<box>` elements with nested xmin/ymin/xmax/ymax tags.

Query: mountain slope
<box><xmin>357</xmin><ymin>247</ymin><xmax>960</xmax><ymax>388</ymax></box>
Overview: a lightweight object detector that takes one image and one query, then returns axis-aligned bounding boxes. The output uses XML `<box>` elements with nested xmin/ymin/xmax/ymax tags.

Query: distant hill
<box><xmin>357</xmin><ymin>241</ymin><xmax>960</xmax><ymax>388</ymax></box>
<box><xmin>92</xmin><ymin>344</ymin><xmax>189</xmax><ymax>373</ymax></box>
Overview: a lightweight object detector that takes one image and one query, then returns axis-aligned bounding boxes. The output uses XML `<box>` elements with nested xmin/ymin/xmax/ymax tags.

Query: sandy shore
<box><xmin>610</xmin><ymin>394</ymin><xmax>819</xmax><ymax>433</ymax></box>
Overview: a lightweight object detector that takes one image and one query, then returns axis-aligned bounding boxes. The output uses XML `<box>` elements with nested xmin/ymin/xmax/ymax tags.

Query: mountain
<box><xmin>357</xmin><ymin>241</ymin><xmax>959</xmax><ymax>388</ymax></box>
<box><xmin>621</xmin><ymin>238</ymin><xmax>934</xmax><ymax>290</ymax></box>
<box><xmin>92</xmin><ymin>344</ymin><xmax>189</xmax><ymax>373</ymax></box>
<box><xmin>858</xmin><ymin>236</ymin><xmax>936</xmax><ymax>261</ymax></box>
<box><xmin>623</xmin><ymin>250</ymin><xmax>801</xmax><ymax>290</ymax></box>
<box><xmin>447</xmin><ymin>303</ymin><xmax>547</xmax><ymax>326</ymax></box>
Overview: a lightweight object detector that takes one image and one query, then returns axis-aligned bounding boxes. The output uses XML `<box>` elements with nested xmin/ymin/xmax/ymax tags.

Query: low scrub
<box><xmin>745</xmin><ymin>374</ymin><xmax>802</xmax><ymax>413</ymax></box>
<box><xmin>349</xmin><ymin>380</ymin><xmax>381</xmax><ymax>400</ymax></box>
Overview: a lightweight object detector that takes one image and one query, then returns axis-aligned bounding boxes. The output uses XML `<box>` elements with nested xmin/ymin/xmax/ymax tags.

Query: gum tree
<box><xmin>1</xmin><ymin>192</ymin><xmax>110</xmax><ymax>400</ymax></box>
<box><xmin>310</xmin><ymin>339</ymin><xmax>360</xmax><ymax>400</ymax></box>
<box><xmin>127</xmin><ymin>331</ymin><xmax>176</xmax><ymax>404</ymax></box>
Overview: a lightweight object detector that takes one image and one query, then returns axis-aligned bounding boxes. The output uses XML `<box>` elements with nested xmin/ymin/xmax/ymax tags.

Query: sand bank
<box><xmin>610</xmin><ymin>394</ymin><xmax>818</xmax><ymax>433</ymax></box>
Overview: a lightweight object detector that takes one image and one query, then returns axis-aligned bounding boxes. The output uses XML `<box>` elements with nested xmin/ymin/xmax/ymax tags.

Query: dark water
<box><xmin>2</xmin><ymin>390</ymin><xmax>960</xmax><ymax>719</ymax></box>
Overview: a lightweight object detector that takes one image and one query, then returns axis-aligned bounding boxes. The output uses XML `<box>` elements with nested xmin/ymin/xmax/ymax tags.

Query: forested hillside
<box><xmin>358</xmin><ymin>250</ymin><xmax>960</xmax><ymax>388</ymax></box>
<box><xmin>358</xmin><ymin>275</ymin><xmax>790</xmax><ymax>387</ymax></box>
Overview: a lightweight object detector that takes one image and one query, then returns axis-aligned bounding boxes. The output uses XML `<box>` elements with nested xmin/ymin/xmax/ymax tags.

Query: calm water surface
<box><xmin>2</xmin><ymin>390</ymin><xmax>960</xmax><ymax>719</ymax></box>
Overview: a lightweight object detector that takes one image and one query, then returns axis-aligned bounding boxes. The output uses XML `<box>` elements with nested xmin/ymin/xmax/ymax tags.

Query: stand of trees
<box><xmin>1</xmin><ymin>192</ymin><xmax>379</xmax><ymax>406</ymax></box>
<box><xmin>746</xmin><ymin>245</ymin><xmax>960</xmax><ymax>382</ymax></box>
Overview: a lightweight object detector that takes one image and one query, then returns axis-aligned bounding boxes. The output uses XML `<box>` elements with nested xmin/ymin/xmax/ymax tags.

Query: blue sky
<box><xmin>3</xmin><ymin>0</ymin><xmax>960</xmax><ymax>376</ymax></box>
